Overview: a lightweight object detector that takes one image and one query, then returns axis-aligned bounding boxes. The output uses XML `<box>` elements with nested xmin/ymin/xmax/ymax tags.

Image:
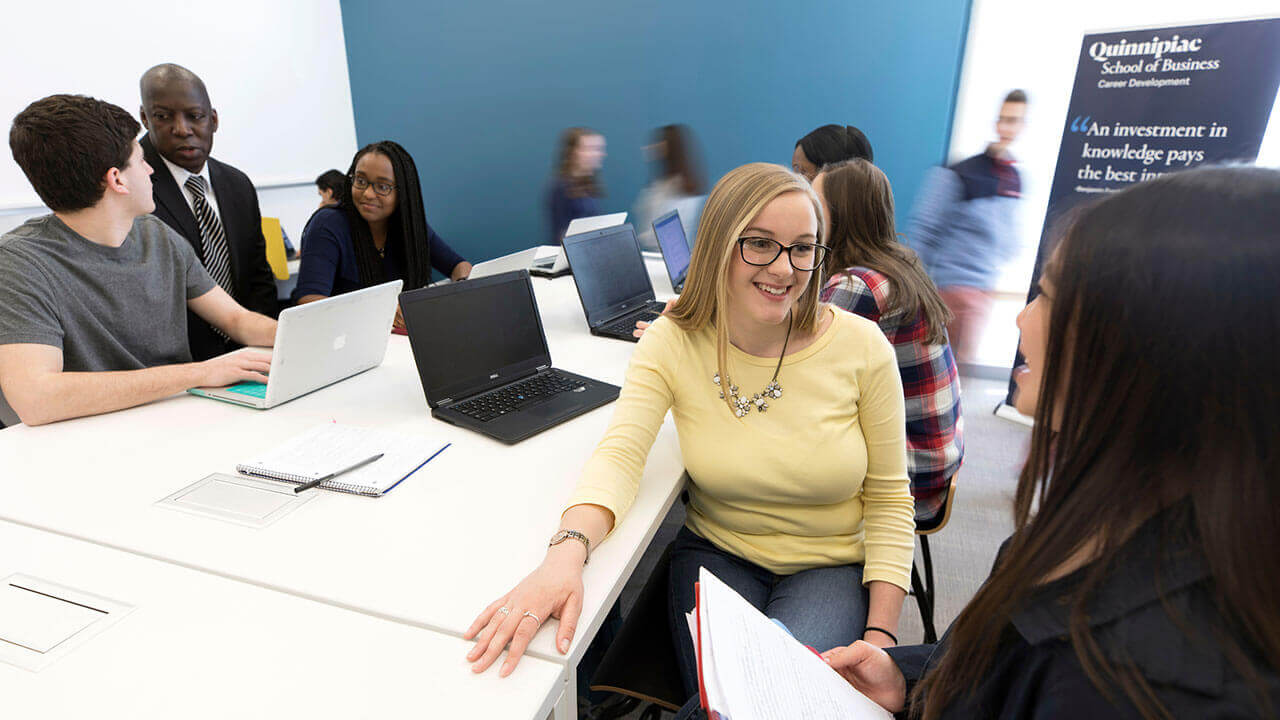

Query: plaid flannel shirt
<box><xmin>822</xmin><ymin>267</ymin><xmax>964</xmax><ymax>523</ymax></box>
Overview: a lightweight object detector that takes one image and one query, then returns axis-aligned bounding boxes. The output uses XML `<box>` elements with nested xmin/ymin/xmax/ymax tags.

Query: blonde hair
<box><xmin>666</xmin><ymin>162</ymin><xmax>826</xmax><ymax>413</ymax></box>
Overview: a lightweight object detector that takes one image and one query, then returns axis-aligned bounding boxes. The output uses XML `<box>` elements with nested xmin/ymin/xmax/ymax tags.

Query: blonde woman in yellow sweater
<box><xmin>465</xmin><ymin>163</ymin><xmax>916</xmax><ymax>694</ymax></box>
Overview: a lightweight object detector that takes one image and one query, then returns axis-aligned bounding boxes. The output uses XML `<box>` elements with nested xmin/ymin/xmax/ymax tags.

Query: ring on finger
<box><xmin>497</xmin><ymin>606</ymin><xmax>511</xmax><ymax>616</ymax></box>
<box><xmin>521</xmin><ymin>610</ymin><xmax>542</xmax><ymax>625</ymax></box>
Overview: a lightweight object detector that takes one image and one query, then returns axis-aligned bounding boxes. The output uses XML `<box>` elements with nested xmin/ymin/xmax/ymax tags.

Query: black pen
<box><xmin>294</xmin><ymin>453</ymin><xmax>384</xmax><ymax>493</ymax></box>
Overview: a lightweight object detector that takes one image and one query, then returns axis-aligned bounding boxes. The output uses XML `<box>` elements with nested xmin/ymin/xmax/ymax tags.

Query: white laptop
<box><xmin>530</xmin><ymin>212</ymin><xmax>627</xmax><ymax>277</ymax></box>
<box><xmin>188</xmin><ymin>280</ymin><xmax>402</xmax><ymax>409</ymax></box>
<box><xmin>431</xmin><ymin>247</ymin><xmax>540</xmax><ymax>287</ymax></box>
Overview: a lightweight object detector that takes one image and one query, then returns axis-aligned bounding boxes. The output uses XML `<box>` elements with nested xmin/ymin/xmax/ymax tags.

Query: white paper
<box><xmin>0</xmin><ymin>581</ymin><xmax>104</xmax><ymax>653</ymax></box>
<box><xmin>698</xmin><ymin>568</ymin><xmax>892</xmax><ymax>720</ymax></box>
<box><xmin>237</xmin><ymin>424</ymin><xmax>445</xmax><ymax>494</ymax></box>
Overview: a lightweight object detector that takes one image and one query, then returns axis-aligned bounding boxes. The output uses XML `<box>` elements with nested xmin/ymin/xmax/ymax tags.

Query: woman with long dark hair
<box><xmin>293</xmin><ymin>141</ymin><xmax>471</xmax><ymax>324</ymax></box>
<box><xmin>632</xmin><ymin>124</ymin><xmax>706</xmax><ymax>250</ymax></box>
<box><xmin>814</xmin><ymin>158</ymin><xmax>961</xmax><ymax>524</ymax></box>
<box><xmin>821</xmin><ymin>166</ymin><xmax>1280</xmax><ymax>718</ymax></box>
<box><xmin>546</xmin><ymin>127</ymin><xmax>606</xmax><ymax>245</ymax></box>
<box><xmin>792</xmin><ymin>124</ymin><xmax>874</xmax><ymax>181</ymax></box>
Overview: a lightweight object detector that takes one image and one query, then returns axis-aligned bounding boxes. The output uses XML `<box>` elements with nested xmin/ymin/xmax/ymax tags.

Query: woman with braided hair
<box><xmin>293</xmin><ymin>140</ymin><xmax>471</xmax><ymax>328</ymax></box>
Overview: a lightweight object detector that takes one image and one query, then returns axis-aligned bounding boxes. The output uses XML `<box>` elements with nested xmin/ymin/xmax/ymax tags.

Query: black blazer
<box><xmin>141</xmin><ymin>134</ymin><xmax>278</xmax><ymax>361</ymax></box>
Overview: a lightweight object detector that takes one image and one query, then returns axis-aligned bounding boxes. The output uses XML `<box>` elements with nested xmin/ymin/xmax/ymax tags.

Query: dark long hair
<box><xmin>555</xmin><ymin>126</ymin><xmax>604</xmax><ymax>199</ymax></box>
<box><xmin>340</xmin><ymin>140</ymin><xmax>434</xmax><ymax>290</ymax></box>
<box><xmin>819</xmin><ymin>159</ymin><xmax>950</xmax><ymax>344</ymax></box>
<box><xmin>795</xmin><ymin>124</ymin><xmax>874</xmax><ymax>167</ymax></box>
<box><xmin>915</xmin><ymin>166</ymin><xmax>1280</xmax><ymax>719</ymax></box>
<box><xmin>655</xmin><ymin>124</ymin><xmax>704</xmax><ymax>196</ymax></box>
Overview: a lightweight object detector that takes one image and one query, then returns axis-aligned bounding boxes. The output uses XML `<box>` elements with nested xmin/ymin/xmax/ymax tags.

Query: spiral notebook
<box><xmin>236</xmin><ymin>424</ymin><xmax>449</xmax><ymax>497</ymax></box>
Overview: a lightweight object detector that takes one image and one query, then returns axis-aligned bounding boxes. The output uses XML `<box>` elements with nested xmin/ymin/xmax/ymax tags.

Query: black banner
<box><xmin>1004</xmin><ymin>17</ymin><xmax>1280</xmax><ymax>409</ymax></box>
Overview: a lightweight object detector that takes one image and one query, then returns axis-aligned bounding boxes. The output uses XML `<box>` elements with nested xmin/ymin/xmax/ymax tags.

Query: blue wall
<box><xmin>340</xmin><ymin>1</ymin><xmax>970</xmax><ymax>263</ymax></box>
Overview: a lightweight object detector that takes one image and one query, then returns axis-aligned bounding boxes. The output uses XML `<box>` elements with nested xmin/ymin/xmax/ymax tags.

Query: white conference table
<box><xmin>0</xmin><ymin>520</ymin><xmax>566</xmax><ymax>719</ymax></box>
<box><xmin>0</xmin><ymin>258</ymin><xmax>684</xmax><ymax>717</ymax></box>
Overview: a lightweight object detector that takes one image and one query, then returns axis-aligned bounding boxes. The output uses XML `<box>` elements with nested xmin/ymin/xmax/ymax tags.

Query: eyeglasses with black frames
<box><xmin>350</xmin><ymin>174</ymin><xmax>396</xmax><ymax>197</ymax></box>
<box><xmin>737</xmin><ymin>237</ymin><xmax>829</xmax><ymax>271</ymax></box>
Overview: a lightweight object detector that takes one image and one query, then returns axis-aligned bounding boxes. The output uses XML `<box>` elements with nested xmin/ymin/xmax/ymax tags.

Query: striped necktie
<box><xmin>184</xmin><ymin>174</ymin><xmax>234</xmax><ymax>295</ymax></box>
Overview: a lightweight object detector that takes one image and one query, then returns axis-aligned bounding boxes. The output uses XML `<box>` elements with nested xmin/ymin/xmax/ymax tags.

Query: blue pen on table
<box><xmin>294</xmin><ymin>453</ymin><xmax>384</xmax><ymax>493</ymax></box>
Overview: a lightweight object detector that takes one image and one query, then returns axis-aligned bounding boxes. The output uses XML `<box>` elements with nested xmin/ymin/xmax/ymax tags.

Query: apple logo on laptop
<box><xmin>333</xmin><ymin>334</ymin><xmax>347</xmax><ymax>351</ymax></box>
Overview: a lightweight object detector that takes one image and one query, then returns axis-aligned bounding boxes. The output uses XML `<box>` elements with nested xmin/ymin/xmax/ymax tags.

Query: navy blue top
<box><xmin>292</xmin><ymin>207</ymin><xmax>465</xmax><ymax>300</ymax></box>
<box><xmin>547</xmin><ymin>179</ymin><xmax>601</xmax><ymax>246</ymax></box>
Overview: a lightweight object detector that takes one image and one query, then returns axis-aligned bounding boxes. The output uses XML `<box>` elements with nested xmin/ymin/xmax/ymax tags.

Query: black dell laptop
<box><xmin>400</xmin><ymin>270</ymin><xmax>619</xmax><ymax>444</ymax></box>
<box><xmin>561</xmin><ymin>224</ymin><xmax>667</xmax><ymax>342</ymax></box>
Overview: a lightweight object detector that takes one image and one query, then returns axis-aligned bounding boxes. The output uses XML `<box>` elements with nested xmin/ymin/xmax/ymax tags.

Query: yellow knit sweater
<box><xmin>567</xmin><ymin>307</ymin><xmax>915</xmax><ymax>589</ymax></box>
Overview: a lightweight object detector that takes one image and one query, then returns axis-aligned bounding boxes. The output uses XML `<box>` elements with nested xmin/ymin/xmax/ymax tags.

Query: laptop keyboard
<box><xmin>225</xmin><ymin>382</ymin><xmax>268</xmax><ymax>398</ymax></box>
<box><xmin>600</xmin><ymin>307</ymin><xmax>664</xmax><ymax>337</ymax></box>
<box><xmin>451</xmin><ymin>370</ymin><xmax>583</xmax><ymax>422</ymax></box>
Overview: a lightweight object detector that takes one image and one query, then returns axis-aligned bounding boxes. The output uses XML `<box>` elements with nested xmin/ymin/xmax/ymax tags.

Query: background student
<box><xmin>631</xmin><ymin>124</ymin><xmax>706</xmax><ymax>251</ymax></box>
<box><xmin>315</xmin><ymin>169</ymin><xmax>346</xmax><ymax>209</ymax></box>
<box><xmin>139</xmin><ymin>63</ymin><xmax>279</xmax><ymax>360</ymax></box>
<box><xmin>0</xmin><ymin>95</ymin><xmax>276</xmax><ymax>426</ymax></box>
<box><xmin>907</xmin><ymin>90</ymin><xmax>1028</xmax><ymax>363</ymax></box>
<box><xmin>464</xmin><ymin>164</ymin><xmax>915</xmax><ymax>698</ymax></box>
<box><xmin>820</xmin><ymin>166</ymin><xmax>1280</xmax><ymax>719</ymax></box>
<box><xmin>293</xmin><ymin>141</ymin><xmax>471</xmax><ymax>329</ymax></box>
<box><xmin>813</xmin><ymin>159</ymin><xmax>962</xmax><ymax>523</ymax></box>
<box><xmin>300</xmin><ymin>169</ymin><xmax>347</xmax><ymax>251</ymax></box>
<box><xmin>791</xmin><ymin>124</ymin><xmax>875</xmax><ymax>181</ymax></box>
<box><xmin>547</xmin><ymin>126</ymin><xmax>607</xmax><ymax>245</ymax></box>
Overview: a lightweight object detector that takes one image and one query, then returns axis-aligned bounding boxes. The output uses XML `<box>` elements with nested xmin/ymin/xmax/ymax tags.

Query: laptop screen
<box><xmin>563</xmin><ymin>224</ymin><xmax>655</xmax><ymax>326</ymax></box>
<box><xmin>400</xmin><ymin>271</ymin><xmax>550</xmax><ymax>406</ymax></box>
<box><xmin>653</xmin><ymin>210</ymin><xmax>691</xmax><ymax>286</ymax></box>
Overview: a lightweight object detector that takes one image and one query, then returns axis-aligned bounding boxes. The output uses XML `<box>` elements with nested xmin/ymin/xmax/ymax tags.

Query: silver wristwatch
<box><xmin>549</xmin><ymin>529</ymin><xmax>590</xmax><ymax>564</ymax></box>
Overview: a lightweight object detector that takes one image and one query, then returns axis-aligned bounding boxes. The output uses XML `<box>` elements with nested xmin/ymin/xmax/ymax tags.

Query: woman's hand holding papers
<box><xmin>821</xmin><ymin>641</ymin><xmax>908</xmax><ymax>713</ymax></box>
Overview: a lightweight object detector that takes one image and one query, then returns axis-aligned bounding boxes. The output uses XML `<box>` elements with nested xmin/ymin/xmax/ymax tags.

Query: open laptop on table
<box><xmin>430</xmin><ymin>247</ymin><xmax>540</xmax><ymax>287</ymax></box>
<box><xmin>188</xmin><ymin>280</ymin><xmax>402</xmax><ymax>409</ymax></box>
<box><xmin>529</xmin><ymin>211</ymin><xmax>627</xmax><ymax>278</ymax></box>
<box><xmin>400</xmin><ymin>270</ymin><xmax>619</xmax><ymax>444</ymax></box>
<box><xmin>652</xmin><ymin>208</ymin><xmax>693</xmax><ymax>293</ymax></box>
<box><xmin>562</xmin><ymin>223</ymin><xmax>667</xmax><ymax>343</ymax></box>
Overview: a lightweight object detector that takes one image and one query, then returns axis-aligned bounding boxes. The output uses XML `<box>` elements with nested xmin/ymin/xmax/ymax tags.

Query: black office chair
<box><xmin>910</xmin><ymin>475</ymin><xmax>957</xmax><ymax>644</ymax></box>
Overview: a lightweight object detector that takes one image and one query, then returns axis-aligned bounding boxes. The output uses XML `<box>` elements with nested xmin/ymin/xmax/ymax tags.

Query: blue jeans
<box><xmin>666</xmin><ymin>525</ymin><xmax>870</xmax><ymax>700</ymax></box>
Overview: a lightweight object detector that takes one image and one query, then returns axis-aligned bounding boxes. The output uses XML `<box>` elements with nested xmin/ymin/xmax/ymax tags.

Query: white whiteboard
<box><xmin>0</xmin><ymin>0</ymin><xmax>358</xmax><ymax>210</ymax></box>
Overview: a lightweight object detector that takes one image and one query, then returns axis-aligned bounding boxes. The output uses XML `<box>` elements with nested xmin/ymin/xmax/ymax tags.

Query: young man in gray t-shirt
<box><xmin>0</xmin><ymin>94</ymin><xmax>277</xmax><ymax>426</ymax></box>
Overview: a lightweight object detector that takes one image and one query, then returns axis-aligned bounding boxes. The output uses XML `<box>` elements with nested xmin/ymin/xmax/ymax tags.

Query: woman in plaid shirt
<box><xmin>813</xmin><ymin>159</ymin><xmax>963</xmax><ymax>523</ymax></box>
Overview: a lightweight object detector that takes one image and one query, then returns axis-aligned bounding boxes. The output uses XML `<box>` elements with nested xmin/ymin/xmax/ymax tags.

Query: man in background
<box><xmin>140</xmin><ymin>63</ymin><xmax>278</xmax><ymax>361</ymax></box>
<box><xmin>909</xmin><ymin>89</ymin><xmax>1028</xmax><ymax>364</ymax></box>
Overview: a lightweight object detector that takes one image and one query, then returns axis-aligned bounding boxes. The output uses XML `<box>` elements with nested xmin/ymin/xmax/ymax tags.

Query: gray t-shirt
<box><xmin>0</xmin><ymin>213</ymin><xmax>216</xmax><ymax>371</ymax></box>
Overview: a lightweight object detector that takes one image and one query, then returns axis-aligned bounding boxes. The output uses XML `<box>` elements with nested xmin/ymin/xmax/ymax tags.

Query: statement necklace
<box><xmin>713</xmin><ymin>311</ymin><xmax>792</xmax><ymax>418</ymax></box>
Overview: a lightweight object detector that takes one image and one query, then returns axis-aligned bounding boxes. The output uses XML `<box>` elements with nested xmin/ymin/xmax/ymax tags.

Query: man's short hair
<box><xmin>10</xmin><ymin>94</ymin><xmax>141</xmax><ymax>212</ymax></box>
<box><xmin>1004</xmin><ymin>89</ymin><xmax>1028</xmax><ymax>105</ymax></box>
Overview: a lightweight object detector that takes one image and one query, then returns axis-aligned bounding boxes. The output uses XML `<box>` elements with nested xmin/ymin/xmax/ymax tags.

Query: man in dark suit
<box><xmin>139</xmin><ymin>63</ymin><xmax>278</xmax><ymax>361</ymax></box>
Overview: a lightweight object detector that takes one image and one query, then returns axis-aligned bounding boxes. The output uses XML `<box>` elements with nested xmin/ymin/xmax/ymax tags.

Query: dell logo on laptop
<box><xmin>490</xmin><ymin>373</ymin><xmax>499</xmax><ymax>379</ymax></box>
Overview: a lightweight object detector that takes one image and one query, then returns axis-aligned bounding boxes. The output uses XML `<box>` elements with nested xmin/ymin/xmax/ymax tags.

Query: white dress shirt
<box><xmin>161</xmin><ymin>154</ymin><xmax>223</xmax><ymax>223</ymax></box>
